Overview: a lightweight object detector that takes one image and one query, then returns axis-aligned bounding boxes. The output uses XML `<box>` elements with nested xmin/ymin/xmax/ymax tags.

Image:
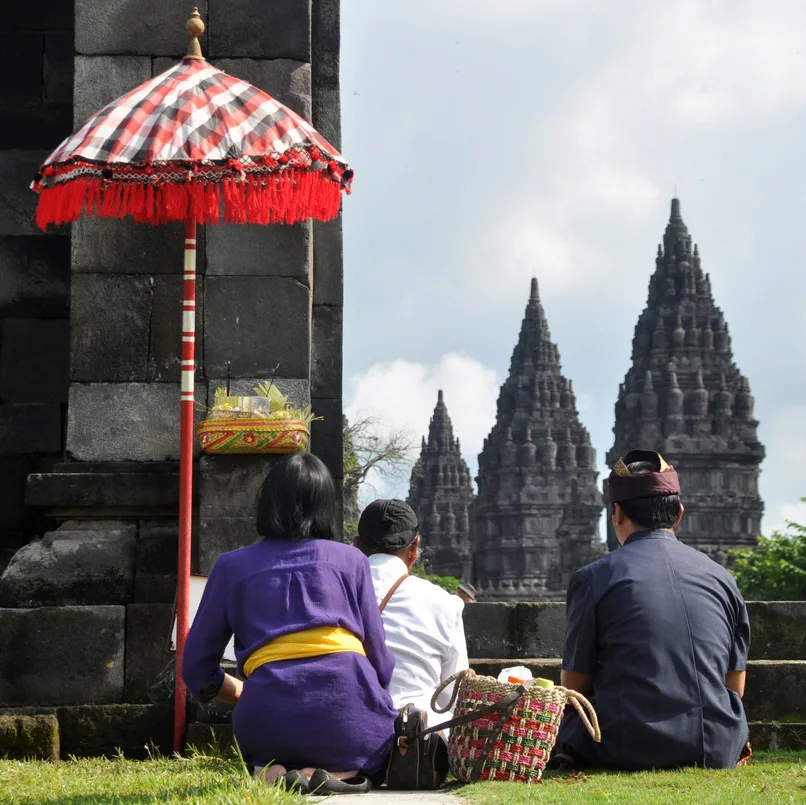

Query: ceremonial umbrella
<box><xmin>31</xmin><ymin>9</ymin><xmax>352</xmax><ymax>751</ymax></box>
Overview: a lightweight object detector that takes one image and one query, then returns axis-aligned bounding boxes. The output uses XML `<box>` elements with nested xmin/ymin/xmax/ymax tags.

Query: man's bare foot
<box><xmin>253</xmin><ymin>764</ymin><xmax>287</xmax><ymax>784</ymax></box>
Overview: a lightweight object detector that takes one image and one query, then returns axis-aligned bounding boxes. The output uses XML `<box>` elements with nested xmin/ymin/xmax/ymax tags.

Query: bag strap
<box><xmin>558</xmin><ymin>686</ymin><xmax>601</xmax><ymax>743</ymax></box>
<box><xmin>379</xmin><ymin>573</ymin><xmax>409</xmax><ymax>613</ymax></box>
<box><xmin>415</xmin><ymin>684</ymin><xmax>526</xmax><ymax>740</ymax></box>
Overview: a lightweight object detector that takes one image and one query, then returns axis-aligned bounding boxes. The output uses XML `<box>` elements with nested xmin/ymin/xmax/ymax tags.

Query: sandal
<box><xmin>281</xmin><ymin>770</ymin><xmax>311</xmax><ymax>794</ymax></box>
<box><xmin>309</xmin><ymin>768</ymin><xmax>372</xmax><ymax>796</ymax></box>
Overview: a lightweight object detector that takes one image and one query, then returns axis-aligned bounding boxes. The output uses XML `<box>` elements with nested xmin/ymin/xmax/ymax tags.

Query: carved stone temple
<box><xmin>413</xmin><ymin>279</ymin><xmax>603</xmax><ymax>601</ymax></box>
<box><xmin>408</xmin><ymin>391</ymin><xmax>475</xmax><ymax>581</ymax></box>
<box><xmin>605</xmin><ymin>199</ymin><xmax>765</xmax><ymax>563</ymax></box>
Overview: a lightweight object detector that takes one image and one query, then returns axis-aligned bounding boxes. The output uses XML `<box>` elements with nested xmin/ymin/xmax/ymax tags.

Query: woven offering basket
<box><xmin>432</xmin><ymin>669</ymin><xmax>600</xmax><ymax>784</ymax></box>
<box><xmin>197</xmin><ymin>417</ymin><xmax>309</xmax><ymax>455</ymax></box>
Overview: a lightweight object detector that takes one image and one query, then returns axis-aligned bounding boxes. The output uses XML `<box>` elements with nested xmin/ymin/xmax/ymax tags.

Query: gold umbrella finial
<box><xmin>186</xmin><ymin>7</ymin><xmax>205</xmax><ymax>60</ymax></box>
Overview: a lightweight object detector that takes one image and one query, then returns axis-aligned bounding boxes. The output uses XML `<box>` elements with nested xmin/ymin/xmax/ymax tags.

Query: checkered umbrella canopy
<box><xmin>31</xmin><ymin>57</ymin><xmax>352</xmax><ymax>230</ymax></box>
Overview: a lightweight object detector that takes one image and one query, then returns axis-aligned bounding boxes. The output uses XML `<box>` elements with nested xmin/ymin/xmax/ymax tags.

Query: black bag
<box><xmin>384</xmin><ymin>703</ymin><xmax>450</xmax><ymax>790</ymax></box>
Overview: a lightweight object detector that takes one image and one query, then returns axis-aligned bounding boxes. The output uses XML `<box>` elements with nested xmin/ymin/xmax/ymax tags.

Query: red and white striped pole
<box><xmin>174</xmin><ymin>216</ymin><xmax>197</xmax><ymax>753</ymax></box>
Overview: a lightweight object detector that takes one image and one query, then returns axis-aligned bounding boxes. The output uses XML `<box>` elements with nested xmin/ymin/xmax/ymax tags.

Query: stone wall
<box><xmin>0</xmin><ymin>0</ymin><xmax>345</xmax><ymax>752</ymax></box>
<box><xmin>0</xmin><ymin>2</ymin><xmax>75</xmax><ymax>573</ymax></box>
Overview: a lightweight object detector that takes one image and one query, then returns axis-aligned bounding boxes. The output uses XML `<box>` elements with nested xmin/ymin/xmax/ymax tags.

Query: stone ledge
<box><xmin>748</xmin><ymin>722</ymin><xmax>806</xmax><ymax>751</ymax></box>
<box><xmin>469</xmin><ymin>659</ymin><xmax>806</xmax><ymax>723</ymax></box>
<box><xmin>464</xmin><ymin>602</ymin><xmax>806</xmax><ymax>661</ymax></box>
<box><xmin>57</xmin><ymin>704</ymin><xmax>172</xmax><ymax>759</ymax></box>
<box><xmin>185</xmin><ymin>721</ymin><xmax>235</xmax><ymax>754</ymax></box>
<box><xmin>0</xmin><ymin>713</ymin><xmax>59</xmax><ymax>761</ymax></box>
<box><xmin>26</xmin><ymin>469</ymin><xmax>183</xmax><ymax>515</ymax></box>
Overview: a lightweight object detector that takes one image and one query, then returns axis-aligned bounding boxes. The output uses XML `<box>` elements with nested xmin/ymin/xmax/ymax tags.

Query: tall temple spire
<box><xmin>607</xmin><ymin>199</ymin><xmax>765</xmax><ymax>562</ymax></box>
<box><xmin>474</xmin><ymin>279</ymin><xmax>604</xmax><ymax>602</ymax></box>
<box><xmin>408</xmin><ymin>391</ymin><xmax>474</xmax><ymax>581</ymax></box>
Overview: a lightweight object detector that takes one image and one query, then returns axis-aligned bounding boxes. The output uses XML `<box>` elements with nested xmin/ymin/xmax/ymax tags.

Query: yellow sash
<box><xmin>243</xmin><ymin>626</ymin><xmax>366</xmax><ymax>678</ymax></box>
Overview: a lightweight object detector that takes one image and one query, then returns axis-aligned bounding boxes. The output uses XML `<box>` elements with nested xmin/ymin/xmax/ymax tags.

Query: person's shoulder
<box><xmin>408</xmin><ymin>575</ymin><xmax>464</xmax><ymax>611</ymax></box>
<box><xmin>313</xmin><ymin>538</ymin><xmax>369</xmax><ymax>568</ymax></box>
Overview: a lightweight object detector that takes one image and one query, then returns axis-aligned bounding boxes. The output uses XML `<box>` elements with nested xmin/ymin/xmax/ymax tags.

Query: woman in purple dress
<box><xmin>182</xmin><ymin>453</ymin><xmax>397</xmax><ymax>795</ymax></box>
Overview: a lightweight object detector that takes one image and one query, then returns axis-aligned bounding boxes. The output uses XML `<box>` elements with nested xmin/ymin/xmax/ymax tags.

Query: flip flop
<box><xmin>309</xmin><ymin>768</ymin><xmax>372</xmax><ymax>796</ymax></box>
<box><xmin>281</xmin><ymin>770</ymin><xmax>311</xmax><ymax>794</ymax></box>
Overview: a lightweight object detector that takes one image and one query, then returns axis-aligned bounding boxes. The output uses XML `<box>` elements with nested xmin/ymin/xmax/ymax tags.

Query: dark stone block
<box><xmin>0</xmin><ymin>319</ymin><xmax>70</xmax><ymax>403</ymax></box>
<box><xmin>26</xmin><ymin>468</ymin><xmax>181</xmax><ymax>512</ymax></box>
<box><xmin>198</xmin><ymin>517</ymin><xmax>259</xmax><ymax>575</ymax></box>
<box><xmin>0</xmin><ymin>236</ymin><xmax>70</xmax><ymax>319</ymax></box>
<box><xmin>0</xmin><ymin>458</ymin><xmax>41</xmax><ymax>533</ymax></box>
<box><xmin>44</xmin><ymin>32</ymin><xmax>75</xmax><ymax>106</ymax></box>
<box><xmin>66</xmin><ymin>382</ymin><xmax>206</xmax><ymax>462</ymax></box>
<box><xmin>203</xmin><ymin>277</ymin><xmax>311</xmax><ymax>379</ymax></box>
<box><xmin>76</xmin><ymin>0</ymin><xmax>209</xmax><ymax>57</ymax></box>
<box><xmin>208</xmin><ymin>0</ymin><xmax>310</xmax><ymax>62</ymax></box>
<box><xmin>312</xmin><ymin>216</ymin><xmax>343</xmax><ymax>306</ymax></box>
<box><xmin>748</xmin><ymin>721</ymin><xmax>806</xmax><ymax>751</ymax></box>
<box><xmin>311</xmin><ymin>305</ymin><xmax>342</xmax><ymax>398</ymax></box>
<box><xmin>185</xmin><ymin>721</ymin><xmax>235</xmax><ymax>754</ymax></box>
<box><xmin>463</xmin><ymin>603</ymin><xmax>518</xmax><ymax>659</ymax></box>
<box><xmin>134</xmin><ymin>574</ymin><xmax>177</xmax><ymax>604</ymax></box>
<box><xmin>136</xmin><ymin>522</ymin><xmax>178</xmax><ymax>575</ymax></box>
<box><xmin>125</xmin><ymin>603</ymin><xmax>175</xmax><ymax>703</ymax></box>
<box><xmin>195</xmin><ymin>698</ymin><xmax>236</xmax><ymax>724</ymax></box>
<box><xmin>5</xmin><ymin>3</ymin><xmax>74</xmax><ymax>30</ymax></box>
<box><xmin>0</xmin><ymin>606</ymin><xmax>125</xmax><ymax>706</ymax></box>
<box><xmin>516</xmin><ymin>603</ymin><xmax>565</xmax><ymax>659</ymax></box>
<box><xmin>0</xmin><ymin>521</ymin><xmax>136</xmax><ymax>607</ymax></box>
<box><xmin>0</xmin><ymin>403</ymin><xmax>62</xmax><ymax>455</ymax></box>
<box><xmin>0</xmin><ymin>33</ymin><xmax>44</xmax><ymax>107</ymax></box>
<box><xmin>0</xmin><ymin>713</ymin><xmax>59</xmax><ymax>762</ymax></box>
<box><xmin>742</xmin><ymin>661</ymin><xmax>806</xmax><ymax>722</ymax></box>
<box><xmin>0</xmin><ymin>107</ymin><xmax>74</xmax><ymax>151</ymax></box>
<box><xmin>71</xmin><ymin>275</ymin><xmax>152</xmax><ymax>382</ymax></box>
<box><xmin>311</xmin><ymin>87</ymin><xmax>342</xmax><ymax>155</ymax></box>
<box><xmin>199</xmin><ymin>455</ymin><xmax>277</xmax><ymax>519</ymax></box>
<box><xmin>72</xmin><ymin>218</ymin><xmax>194</xmax><ymax>274</ymax></box>
<box><xmin>206</xmin><ymin>222</ymin><xmax>311</xmax><ymax>280</ymax></box>
<box><xmin>214</xmin><ymin>59</ymin><xmax>311</xmax><ymax>120</ymax></box>
<box><xmin>74</xmin><ymin>56</ymin><xmax>151</xmax><ymax>128</ymax></box>
<box><xmin>0</xmin><ymin>151</ymin><xmax>53</xmax><ymax>237</ymax></box>
<box><xmin>747</xmin><ymin>602</ymin><xmax>806</xmax><ymax>660</ymax></box>
<box><xmin>312</xmin><ymin>0</ymin><xmax>340</xmax><ymax>88</ymax></box>
<box><xmin>58</xmin><ymin>704</ymin><xmax>173</xmax><ymax>759</ymax></box>
<box><xmin>148</xmin><ymin>275</ymin><xmax>203</xmax><ymax>382</ymax></box>
<box><xmin>0</xmin><ymin>458</ymin><xmax>56</xmax><ymax>545</ymax></box>
<box><xmin>309</xmin><ymin>398</ymin><xmax>342</xmax><ymax>479</ymax></box>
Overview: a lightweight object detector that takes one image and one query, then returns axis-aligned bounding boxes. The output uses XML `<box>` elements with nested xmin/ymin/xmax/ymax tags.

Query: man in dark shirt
<box><xmin>556</xmin><ymin>450</ymin><xmax>750</xmax><ymax>770</ymax></box>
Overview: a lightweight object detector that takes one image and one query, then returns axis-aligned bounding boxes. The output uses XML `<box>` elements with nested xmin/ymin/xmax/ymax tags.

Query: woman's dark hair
<box><xmin>256</xmin><ymin>453</ymin><xmax>337</xmax><ymax>541</ymax></box>
<box><xmin>611</xmin><ymin>460</ymin><xmax>682</xmax><ymax>530</ymax></box>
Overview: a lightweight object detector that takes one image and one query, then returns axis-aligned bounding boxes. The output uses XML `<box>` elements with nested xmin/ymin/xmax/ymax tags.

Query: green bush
<box><xmin>729</xmin><ymin>502</ymin><xmax>806</xmax><ymax>600</ymax></box>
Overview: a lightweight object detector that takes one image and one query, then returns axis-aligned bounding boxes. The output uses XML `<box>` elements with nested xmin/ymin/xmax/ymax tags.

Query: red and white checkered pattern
<box><xmin>40</xmin><ymin>58</ymin><xmax>344</xmax><ymax>171</ymax></box>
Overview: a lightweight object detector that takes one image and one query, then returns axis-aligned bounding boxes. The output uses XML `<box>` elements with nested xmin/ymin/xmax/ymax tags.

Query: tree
<box><xmin>729</xmin><ymin>503</ymin><xmax>806</xmax><ymax>600</ymax></box>
<box><xmin>342</xmin><ymin>414</ymin><xmax>415</xmax><ymax>539</ymax></box>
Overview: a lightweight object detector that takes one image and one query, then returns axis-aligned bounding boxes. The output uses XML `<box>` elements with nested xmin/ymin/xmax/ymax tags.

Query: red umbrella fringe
<box><xmin>35</xmin><ymin>171</ymin><xmax>344</xmax><ymax>229</ymax></box>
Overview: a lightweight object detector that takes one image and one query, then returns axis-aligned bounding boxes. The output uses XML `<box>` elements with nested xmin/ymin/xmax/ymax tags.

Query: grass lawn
<box><xmin>460</xmin><ymin>751</ymin><xmax>806</xmax><ymax>805</ymax></box>
<box><xmin>0</xmin><ymin>753</ymin><xmax>304</xmax><ymax>805</ymax></box>
<box><xmin>1</xmin><ymin>751</ymin><xmax>804</xmax><ymax>804</ymax></box>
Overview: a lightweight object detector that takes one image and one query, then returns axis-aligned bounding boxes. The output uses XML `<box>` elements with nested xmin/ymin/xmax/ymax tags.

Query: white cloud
<box><xmin>345</xmin><ymin>353</ymin><xmax>501</xmax><ymax>502</ymax></box>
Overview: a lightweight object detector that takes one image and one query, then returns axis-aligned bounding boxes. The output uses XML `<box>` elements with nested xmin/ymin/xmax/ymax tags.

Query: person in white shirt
<box><xmin>355</xmin><ymin>499</ymin><xmax>469</xmax><ymax>726</ymax></box>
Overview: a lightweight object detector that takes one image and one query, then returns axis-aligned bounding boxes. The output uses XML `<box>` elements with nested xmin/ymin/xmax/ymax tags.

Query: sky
<box><xmin>338</xmin><ymin>0</ymin><xmax>806</xmax><ymax>536</ymax></box>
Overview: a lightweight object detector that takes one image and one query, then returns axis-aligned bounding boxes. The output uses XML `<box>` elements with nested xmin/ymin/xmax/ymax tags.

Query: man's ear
<box><xmin>674</xmin><ymin>503</ymin><xmax>685</xmax><ymax>528</ymax></box>
<box><xmin>613</xmin><ymin>503</ymin><xmax>628</xmax><ymax>527</ymax></box>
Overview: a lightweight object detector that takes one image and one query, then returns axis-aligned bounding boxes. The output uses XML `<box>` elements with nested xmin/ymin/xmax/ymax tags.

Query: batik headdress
<box><xmin>607</xmin><ymin>449</ymin><xmax>681</xmax><ymax>503</ymax></box>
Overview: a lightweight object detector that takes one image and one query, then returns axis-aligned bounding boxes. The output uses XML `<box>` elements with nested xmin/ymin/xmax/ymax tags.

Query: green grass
<box><xmin>2</xmin><ymin>751</ymin><xmax>805</xmax><ymax>804</ymax></box>
<box><xmin>0</xmin><ymin>752</ymin><xmax>304</xmax><ymax>805</ymax></box>
<box><xmin>460</xmin><ymin>751</ymin><xmax>806</xmax><ymax>805</ymax></box>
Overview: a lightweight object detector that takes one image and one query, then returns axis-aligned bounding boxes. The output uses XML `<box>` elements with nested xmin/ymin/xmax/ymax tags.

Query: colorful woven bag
<box><xmin>431</xmin><ymin>669</ymin><xmax>600</xmax><ymax>784</ymax></box>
